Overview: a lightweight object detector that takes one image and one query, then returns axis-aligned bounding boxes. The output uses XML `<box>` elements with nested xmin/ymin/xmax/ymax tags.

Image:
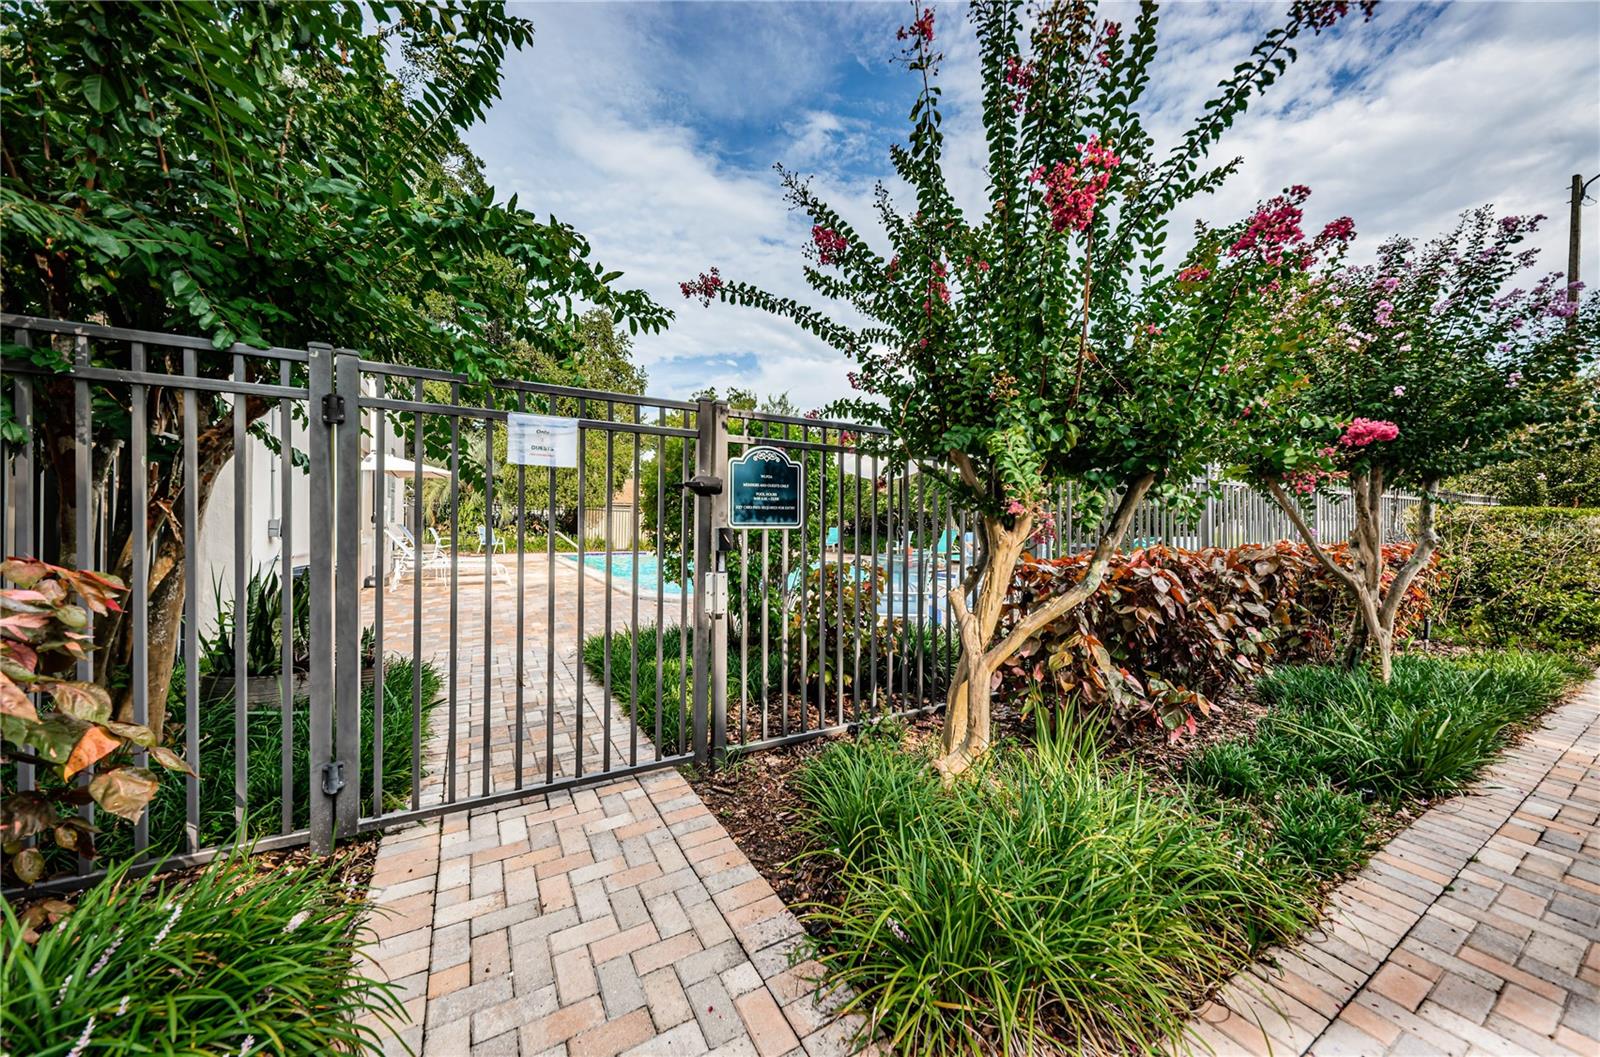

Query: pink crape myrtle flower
<box><xmin>1031</xmin><ymin>137</ymin><xmax>1120</xmax><ymax>233</ymax></box>
<box><xmin>1338</xmin><ymin>417</ymin><xmax>1399</xmax><ymax>448</ymax></box>
<box><xmin>1229</xmin><ymin>186</ymin><xmax>1310</xmax><ymax>266</ymax></box>
<box><xmin>811</xmin><ymin>226</ymin><xmax>849</xmax><ymax>266</ymax></box>
<box><xmin>898</xmin><ymin>7</ymin><xmax>935</xmax><ymax>43</ymax></box>
<box><xmin>679</xmin><ymin>268</ymin><xmax>723</xmax><ymax>305</ymax></box>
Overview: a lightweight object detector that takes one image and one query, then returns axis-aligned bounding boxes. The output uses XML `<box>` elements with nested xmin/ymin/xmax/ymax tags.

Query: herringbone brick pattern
<box><xmin>361</xmin><ymin>772</ymin><xmax>877</xmax><ymax>1056</ymax></box>
<box><xmin>1180</xmin><ymin>678</ymin><xmax>1600</xmax><ymax>1057</ymax></box>
<box><xmin>356</xmin><ymin>557</ymin><xmax>875</xmax><ymax>1055</ymax></box>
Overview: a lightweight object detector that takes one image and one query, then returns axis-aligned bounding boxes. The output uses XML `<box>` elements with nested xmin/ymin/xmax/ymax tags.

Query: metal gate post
<box><xmin>332</xmin><ymin>351</ymin><xmax>363</xmax><ymax>843</ymax></box>
<box><xmin>708</xmin><ymin>403</ymin><xmax>730</xmax><ymax>765</ymax></box>
<box><xmin>690</xmin><ymin>398</ymin><xmax>731</xmax><ymax>769</ymax></box>
<box><xmin>307</xmin><ymin>344</ymin><xmax>338</xmax><ymax>854</ymax></box>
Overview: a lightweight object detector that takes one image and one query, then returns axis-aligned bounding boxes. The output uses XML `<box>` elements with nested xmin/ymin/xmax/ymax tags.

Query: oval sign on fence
<box><xmin>730</xmin><ymin>446</ymin><xmax>804</xmax><ymax>529</ymax></box>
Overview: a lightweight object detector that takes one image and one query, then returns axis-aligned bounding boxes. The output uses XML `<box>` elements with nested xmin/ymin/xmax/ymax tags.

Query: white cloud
<box><xmin>468</xmin><ymin>1</ymin><xmax>1600</xmax><ymax>410</ymax></box>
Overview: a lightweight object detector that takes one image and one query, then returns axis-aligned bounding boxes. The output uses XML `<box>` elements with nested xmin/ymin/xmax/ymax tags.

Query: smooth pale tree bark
<box><xmin>42</xmin><ymin>376</ymin><xmax>259</xmax><ymax>740</ymax></box>
<box><xmin>1267</xmin><ymin>472</ymin><xmax>1439</xmax><ymax>682</ymax></box>
<box><xmin>934</xmin><ymin>466</ymin><xmax>1156</xmax><ymax>777</ymax></box>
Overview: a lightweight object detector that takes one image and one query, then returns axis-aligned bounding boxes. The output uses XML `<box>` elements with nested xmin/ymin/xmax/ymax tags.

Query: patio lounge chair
<box><xmin>385</xmin><ymin>524</ymin><xmax>450</xmax><ymax>590</ymax></box>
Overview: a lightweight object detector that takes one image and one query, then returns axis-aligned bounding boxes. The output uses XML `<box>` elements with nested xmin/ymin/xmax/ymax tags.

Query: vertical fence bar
<box><xmin>602</xmin><ymin>407</ymin><xmax>615</xmax><ymax>773</ymax></box>
<box><xmin>482</xmin><ymin>406</ymin><xmax>494</xmax><ymax>797</ymax></box>
<box><xmin>447</xmin><ymin>386</ymin><xmax>460</xmax><ymax>801</ymax></box>
<box><xmin>797</xmin><ymin>425</ymin><xmax>810</xmax><ymax>736</ymax></box>
<box><xmin>834</xmin><ymin>441</ymin><xmax>846</xmax><ymax>727</ymax></box>
<box><xmin>280</xmin><ymin>361</ymin><xmax>297</xmax><ymax>833</ymax></box>
<box><xmin>182</xmin><ymin>348</ymin><xmax>201</xmax><ymax>853</ymax></box>
<box><xmin>678</xmin><ymin>430</ymin><xmax>691</xmax><ymax>757</ymax></box>
<box><xmin>333</xmin><ymin>351</ymin><xmax>363</xmax><ymax>842</ymax></box>
<box><xmin>851</xmin><ymin>447</ymin><xmax>863</xmax><ymax>723</ymax></box>
<box><xmin>233</xmin><ymin>352</ymin><xmax>250</xmax><ymax>828</ymax></box>
<box><xmin>630</xmin><ymin>406</ymin><xmax>642</xmax><ymax>766</ymax></box>
<box><xmin>869</xmin><ymin>453</ymin><xmax>879</xmax><ymax>711</ymax></box>
<box><xmin>73</xmin><ymin>337</ymin><xmax>94</xmax><ymax>870</ymax></box>
<box><xmin>653</xmin><ymin>417</ymin><xmax>665</xmax><ymax>761</ymax></box>
<box><xmin>515</xmin><ymin>391</ymin><xmax>527</xmax><ymax>788</ymax></box>
<box><xmin>306</xmin><ymin>345</ymin><xmax>337</xmax><ymax>854</ymax></box>
<box><xmin>7</xmin><ymin>357</ymin><xmax>35</xmax><ymax>800</ymax></box>
<box><xmin>575</xmin><ymin>405</ymin><xmax>587</xmax><ymax>776</ymax></box>
<box><xmin>129</xmin><ymin>343</ymin><xmax>150</xmax><ymax>855</ymax></box>
<box><xmin>709</xmin><ymin>402</ymin><xmax>730</xmax><ymax>762</ymax></box>
<box><xmin>373</xmin><ymin>397</ymin><xmax>387</xmax><ymax>818</ymax></box>
<box><xmin>691</xmin><ymin>398</ymin><xmax>715</xmax><ymax>767</ymax></box>
<box><xmin>546</xmin><ymin>462</ymin><xmax>557</xmax><ymax>782</ymax></box>
<box><xmin>410</xmin><ymin>380</ymin><xmax>425</xmax><ymax>812</ymax></box>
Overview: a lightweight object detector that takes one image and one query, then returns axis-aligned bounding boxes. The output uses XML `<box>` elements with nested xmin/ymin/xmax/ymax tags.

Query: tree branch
<box><xmin>981</xmin><ymin>472</ymin><xmax>1154</xmax><ymax>665</ymax></box>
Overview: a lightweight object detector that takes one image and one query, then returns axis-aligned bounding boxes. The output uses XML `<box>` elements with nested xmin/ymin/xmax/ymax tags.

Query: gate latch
<box><xmin>321</xmin><ymin>394</ymin><xmax>347</xmax><ymax>425</ymax></box>
<box><xmin>704</xmin><ymin>571</ymin><xmax>729</xmax><ymax>619</ymax></box>
<box><xmin>321</xmin><ymin>760</ymin><xmax>346</xmax><ymax>797</ymax></box>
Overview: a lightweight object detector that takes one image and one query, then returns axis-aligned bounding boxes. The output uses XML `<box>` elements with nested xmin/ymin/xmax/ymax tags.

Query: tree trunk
<box><xmin>38</xmin><ymin>379</ymin><xmax>249</xmax><ymax>742</ymax></box>
<box><xmin>933</xmin><ymin>474</ymin><xmax>1156</xmax><ymax>778</ymax></box>
<box><xmin>1266</xmin><ymin>475</ymin><xmax>1438</xmax><ymax>685</ymax></box>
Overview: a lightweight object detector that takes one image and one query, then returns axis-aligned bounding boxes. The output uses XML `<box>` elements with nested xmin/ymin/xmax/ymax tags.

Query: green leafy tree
<box><xmin>1449</xmin><ymin>375</ymin><xmax>1600</xmax><ymax>506</ymax></box>
<box><xmin>1235</xmin><ymin>209</ymin><xmax>1597</xmax><ymax>680</ymax></box>
<box><xmin>682</xmin><ymin>0</ymin><xmax>1370</xmax><ymax>773</ymax></box>
<box><xmin>0</xmin><ymin>2</ymin><xmax>668</xmax><ymax>736</ymax></box>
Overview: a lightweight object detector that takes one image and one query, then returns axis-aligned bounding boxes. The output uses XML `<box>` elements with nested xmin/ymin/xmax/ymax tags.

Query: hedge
<box><xmin>1000</xmin><ymin>542</ymin><xmax>1436</xmax><ymax>736</ymax></box>
<box><xmin>1432</xmin><ymin>506</ymin><xmax>1600</xmax><ymax>652</ymax></box>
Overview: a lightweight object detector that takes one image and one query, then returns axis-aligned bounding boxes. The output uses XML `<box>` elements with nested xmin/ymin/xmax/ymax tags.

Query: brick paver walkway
<box><xmin>355</xmin><ymin>559</ymin><xmax>871</xmax><ymax>1056</ymax></box>
<box><xmin>358</xmin><ymin>774</ymin><xmax>869</xmax><ymax>1057</ymax></box>
<box><xmin>1181</xmin><ymin>677</ymin><xmax>1600</xmax><ymax>1057</ymax></box>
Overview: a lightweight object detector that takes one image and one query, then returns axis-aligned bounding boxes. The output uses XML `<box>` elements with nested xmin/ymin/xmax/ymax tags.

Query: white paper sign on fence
<box><xmin>506</xmin><ymin>413</ymin><xmax>579</xmax><ymax>468</ymax></box>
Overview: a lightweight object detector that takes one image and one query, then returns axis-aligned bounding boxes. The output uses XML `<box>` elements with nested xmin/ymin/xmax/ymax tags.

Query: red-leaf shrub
<box><xmin>998</xmin><ymin>542</ymin><xmax>1437</xmax><ymax>738</ymax></box>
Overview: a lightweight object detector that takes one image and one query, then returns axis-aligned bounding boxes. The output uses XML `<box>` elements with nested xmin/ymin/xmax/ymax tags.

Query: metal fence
<box><xmin>2</xmin><ymin>313</ymin><xmax>1492</xmax><ymax>888</ymax></box>
<box><xmin>4</xmin><ymin>315</ymin><xmax>336</xmax><ymax>884</ymax></box>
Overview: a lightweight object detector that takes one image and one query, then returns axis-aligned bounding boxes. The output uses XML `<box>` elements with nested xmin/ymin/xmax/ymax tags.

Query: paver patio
<box><xmin>1181</xmin><ymin>676</ymin><xmax>1600</xmax><ymax>1057</ymax></box>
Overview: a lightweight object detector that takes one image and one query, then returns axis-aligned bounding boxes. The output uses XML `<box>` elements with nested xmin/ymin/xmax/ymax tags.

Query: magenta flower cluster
<box><xmin>811</xmin><ymin>225</ymin><xmax>849</xmax><ymax>266</ymax></box>
<box><xmin>678</xmin><ymin>268</ymin><xmax>723</xmax><ymax>305</ymax></box>
<box><xmin>1030</xmin><ymin>137</ymin><xmax>1120</xmax><ymax>234</ymax></box>
<box><xmin>1338</xmin><ymin>417</ymin><xmax>1399</xmax><ymax>448</ymax></box>
<box><xmin>897</xmin><ymin>7</ymin><xmax>934</xmax><ymax>44</ymax></box>
<box><xmin>1229</xmin><ymin>186</ymin><xmax>1310</xmax><ymax>266</ymax></box>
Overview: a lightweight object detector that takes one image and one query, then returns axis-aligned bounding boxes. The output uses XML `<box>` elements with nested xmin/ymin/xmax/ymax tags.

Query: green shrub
<box><xmin>1266</xmin><ymin>781</ymin><xmax>1370</xmax><ymax>877</ymax></box>
<box><xmin>1432</xmin><ymin>505</ymin><xmax>1600</xmax><ymax>652</ymax></box>
<box><xmin>1</xmin><ymin>850</ymin><xmax>401</xmax><ymax>1055</ymax></box>
<box><xmin>93</xmin><ymin>656</ymin><xmax>443</xmax><ymax>862</ymax></box>
<box><xmin>1219</xmin><ymin>652</ymin><xmax>1573</xmax><ymax>802</ymax></box>
<box><xmin>582</xmin><ymin>626</ymin><xmax>729</xmax><ymax>753</ymax></box>
<box><xmin>1186</xmin><ymin>741</ymin><xmax>1266</xmax><ymax>799</ymax></box>
<box><xmin>793</xmin><ymin>723</ymin><xmax>1312</xmax><ymax>1055</ymax></box>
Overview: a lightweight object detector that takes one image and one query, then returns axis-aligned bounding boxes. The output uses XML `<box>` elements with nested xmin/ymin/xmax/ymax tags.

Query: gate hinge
<box><xmin>321</xmin><ymin>394</ymin><xmax>347</xmax><ymax>425</ymax></box>
<box><xmin>321</xmin><ymin>760</ymin><xmax>346</xmax><ymax>797</ymax></box>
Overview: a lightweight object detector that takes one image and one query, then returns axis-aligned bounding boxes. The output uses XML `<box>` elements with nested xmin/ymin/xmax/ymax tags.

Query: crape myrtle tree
<box><xmin>0</xmin><ymin>2</ymin><xmax>668</xmax><ymax>737</ymax></box>
<box><xmin>1235</xmin><ymin>208</ymin><xmax>1598</xmax><ymax>681</ymax></box>
<box><xmin>682</xmin><ymin>0</ymin><xmax>1375</xmax><ymax>774</ymax></box>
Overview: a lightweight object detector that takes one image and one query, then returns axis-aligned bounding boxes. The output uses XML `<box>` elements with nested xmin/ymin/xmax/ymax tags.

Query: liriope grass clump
<box><xmin>1184</xmin><ymin>649</ymin><xmax>1577</xmax><ymax>887</ymax></box>
<box><xmin>793</xmin><ymin>722</ymin><xmax>1314</xmax><ymax>1055</ymax></box>
<box><xmin>1233</xmin><ymin>651</ymin><xmax>1573</xmax><ymax>801</ymax></box>
<box><xmin>2</xmin><ymin>850</ymin><xmax>402</xmax><ymax>1055</ymax></box>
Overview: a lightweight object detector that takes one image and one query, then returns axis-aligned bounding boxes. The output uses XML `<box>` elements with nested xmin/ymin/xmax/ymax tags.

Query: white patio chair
<box><xmin>385</xmin><ymin>525</ymin><xmax>450</xmax><ymax>590</ymax></box>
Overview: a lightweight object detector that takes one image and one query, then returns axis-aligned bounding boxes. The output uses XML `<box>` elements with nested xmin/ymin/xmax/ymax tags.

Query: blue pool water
<box><xmin>570</xmin><ymin>553</ymin><xmax>687</xmax><ymax>596</ymax></box>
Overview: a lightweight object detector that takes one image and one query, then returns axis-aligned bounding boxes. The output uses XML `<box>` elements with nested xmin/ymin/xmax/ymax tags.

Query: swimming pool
<box><xmin>567</xmin><ymin>552</ymin><xmax>688</xmax><ymax>597</ymax></box>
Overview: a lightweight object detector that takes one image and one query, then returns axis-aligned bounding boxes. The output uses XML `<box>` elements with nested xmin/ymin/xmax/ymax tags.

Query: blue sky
<box><xmin>466</xmin><ymin>1</ymin><xmax>1600</xmax><ymax>407</ymax></box>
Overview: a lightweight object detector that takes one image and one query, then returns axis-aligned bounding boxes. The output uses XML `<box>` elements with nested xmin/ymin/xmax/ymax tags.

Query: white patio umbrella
<box><xmin>360</xmin><ymin>452</ymin><xmax>451</xmax><ymax>479</ymax></box>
